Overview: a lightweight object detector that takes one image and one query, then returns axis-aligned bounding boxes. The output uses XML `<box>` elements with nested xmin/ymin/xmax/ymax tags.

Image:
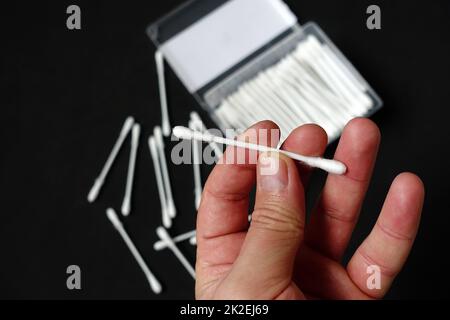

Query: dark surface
<box><xmin>1</xmin><ymin>0</ymin><xmax>449</xmax><ymax>299</ymax></box>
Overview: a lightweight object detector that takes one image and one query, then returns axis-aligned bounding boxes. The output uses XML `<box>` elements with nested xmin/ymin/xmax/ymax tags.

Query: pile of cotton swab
<box><xmin>212</xmin><ymin>35</ymin><xmax>373</xmax><ymax>142</ymax></box>
<box><xmin>87</xmin><ymin>117</ymin><xmax>165</xmax><ymax>294</ymax></box>
<box><xmin>87</xmin><ymin>115</ymin><xmax>199</xmax><ymax>295</ymax></box>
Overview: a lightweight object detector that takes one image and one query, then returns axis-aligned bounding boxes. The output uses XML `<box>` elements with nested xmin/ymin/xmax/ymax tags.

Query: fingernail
<box><xmin>258</xmin><ymin>153</ymin><xmax>288</xmax><ymax>192</ymax></box>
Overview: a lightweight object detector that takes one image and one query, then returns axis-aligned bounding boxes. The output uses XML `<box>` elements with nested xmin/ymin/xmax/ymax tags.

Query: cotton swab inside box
<box><xmin>211</xmin><ymin>34</ymin><xmax>377</xmax><ymax>143</ymax></box>
<box><xmin>106</xmin><ymin>208</ymin><xmax>162</xmax><ymax>294</ymax></box>
<box><xmin>173</xmin><ymin>126</ymin><xmax>347</xmax><ymax>175</ymax></box>
<box><xmin>87</xmin><ymin>117</ymin><xmax>134</xmax><ymax>203</ymax></box>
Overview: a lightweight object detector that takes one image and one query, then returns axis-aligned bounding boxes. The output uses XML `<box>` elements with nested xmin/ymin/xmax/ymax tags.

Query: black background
<box><xmin>1</xmin><ymin>0</ymin><xmax>450</xmax><ymax>299</ymax></box>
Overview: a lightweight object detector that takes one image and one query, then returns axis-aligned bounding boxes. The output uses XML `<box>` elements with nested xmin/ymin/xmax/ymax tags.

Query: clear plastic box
<box><xmin>147</xmin><ymin>0</ymin><xmax>383</xmax><ymax>136</ymax></box>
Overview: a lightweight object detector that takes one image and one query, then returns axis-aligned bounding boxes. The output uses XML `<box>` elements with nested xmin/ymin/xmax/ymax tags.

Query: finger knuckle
<box><xmin>252</xmin><ymin>200</ymin><xmax>304</xmax><ymax>238</ymax></box>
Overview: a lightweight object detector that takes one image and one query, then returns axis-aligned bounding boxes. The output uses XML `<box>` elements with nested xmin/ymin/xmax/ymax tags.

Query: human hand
<box><xmin>195</xmin><ymin>118</ymin><xmax>424</xmax><ymax>299</ymax></box>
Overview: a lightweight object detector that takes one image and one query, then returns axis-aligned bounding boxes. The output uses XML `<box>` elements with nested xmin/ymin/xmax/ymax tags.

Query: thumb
<box><xmin>223</xmin><ymin>152</ymin><xmax>305</xmax><ymax>299</ymax></box>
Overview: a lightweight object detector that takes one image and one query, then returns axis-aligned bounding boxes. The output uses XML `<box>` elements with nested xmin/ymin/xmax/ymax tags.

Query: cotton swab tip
<box><xmin>166</xmin><ymin>201</ymin><xmax>176</xmax><ymax>220</ymax></box>
<box><xmin>173</xmin><ymin>126</ymin><xmax>195</xmax><ymax>140</ymax></box>
<box><xmin>313</xmin><ymin>158</ymin><xmax>347</xmax><ymax>175</ymax></box>
<box><xmin>155</xmin><ymin>50</ymin><xmax>164</xmax><ymax>65</ymax></box>
<box><xmin>106</xmin><ymin>208</ymin><xmax>122</xmax><ymax>229</ymax></box>
<box><xmin>121</xmin><ymin>201</ymin><xmax>131</xmax><ymax>217</ymax></box>
<box><xmin>156</xmin><ymin>226</ymin><xmax>171</xmax><ymax>242</ymax></box>
<box><xmin>154</xmin><ymin>126</ymin><xmax>163</xmax><ymax>143</ymax></box>
<box><xmin>122</xmin><ymin>117</ymin><xmax>135</xmax><ymax>136</ymax></box>
<box><xmin>149</xmin><ymin>277</ymin><xmax>162</xmax><ymax>294</ymax></box>
<box><xmin>87</xmin><ymin>179</ymin><xmax>102</xmax><ymax>203</ymax></box>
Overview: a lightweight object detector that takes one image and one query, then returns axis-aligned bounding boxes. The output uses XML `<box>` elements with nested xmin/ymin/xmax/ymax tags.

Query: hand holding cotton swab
<box><xmin>173</xmin><ymin>126</ymin><xmax>347</xmax><ymax>175</ymax></box>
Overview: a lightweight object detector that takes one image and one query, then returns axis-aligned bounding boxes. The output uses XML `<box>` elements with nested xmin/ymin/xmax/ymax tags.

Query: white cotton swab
<box><xmin>155</xmin><ymin>50</ymin><xmax>171</xmax><ymax>137</ymax></box>
<box><xmin>154</xmin><ymin>127</ymin><xmax>177</xmax><ymax>220</ymax></box>
<box><xmin>153</xmin><ymin>230</ymin><xmax>196</xmax><ymax>251</ymax></box>
<box><xmin>148</xmin><ymin>136</ymin><xmax>172</xmax><ymax>229</ymax></box>
<box><xmin>87</xmin><ymin>117</ymin><xmax>135</xmax><ymax>203</ymax></box>
<box><xmin>189</xmin><ymin>120</ymin><xmax>203</xmax><ymax>210</ymax></box>
<box><xmin>121</xmin><ymin>123</ymin><xmax>141</xmax><ymax>216</ymax></box>
<box><xmin>173</xmin><ymin>126</ymin><xmax>347</xmax><ymax>175</ymax></box>
<box><xmin>156</xmin><ymin>227</ymin><xmax>196</xmax><ymax>279</ymax></box>
<box><xmin>106</xmin><ymin>208</ymin><xmax>162</xmax><ymax>294</ymax></box>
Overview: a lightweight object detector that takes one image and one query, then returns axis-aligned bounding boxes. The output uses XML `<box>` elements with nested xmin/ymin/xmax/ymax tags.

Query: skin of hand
<box><xmin>195</xmin><ymin>118</ymin><xmax>424</xmax><ymax>300</ymax></box>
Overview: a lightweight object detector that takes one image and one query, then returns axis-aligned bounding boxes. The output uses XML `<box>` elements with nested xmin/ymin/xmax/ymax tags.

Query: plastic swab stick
<box><xmin>190</xmin><ymin>112</ymin><xmax>224</xmax><ymax>160</ymax></box>
<box><xmin>154</xmin><ymin>127</ymin><xmax>177</xmax><ymax>220</ymax></box>
<box><xmin>121</xmin><ymin>123</ymin><xmax>141</xmax><ymax>216</ymax></box>
<box><xmin>148</xmin><ymin>136</ymin><xmax>172</xmax><ymax>229</ymax></box>
<box><xmin>155</xmin><ymin>50</ymin><xmax>171</xmax><ymax>137</ymax></box>
<box><xmin>156</xmin><ymin>227</ymin><xmax>196</xmax><ymax>279</ymax></box>
<box><xmin>153</xmin><ymin>230</ymin><xmax>196</xmax><ymax>251</ymax></box>
<box><xmin>189</xmin><ymin>120</ymin><xmax>203</xmax><ymax>210</ymax></box>
<box><xmin>106</xmin><ymin>208</ymin><xmax>162</xmax><ymax>294</ymax></box>
<box><xmin>173</xmin><ymin>126</ymin><xmax>347</xmax><ymax>175</ymax></box>
<box><xmin>88</xmin><ymin>116</ymin><xmax>134</xmax><ymax>203</ymax></box>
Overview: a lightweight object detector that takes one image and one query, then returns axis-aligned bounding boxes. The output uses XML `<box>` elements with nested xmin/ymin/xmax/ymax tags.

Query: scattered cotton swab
<box><xmin>153</xmin><ymin>230</ymin><xmax>196</xmax><ymax>251</ymax></box>
<box><xmin>189</xmin><ymin>120</ymin><xmax>203</xmax><ymax>210</ymax></box>
<box><xmin>154</xmin><ymin>127</ymin><xmax>176</xmax><ymax>220</ymax></box>
<box><xmin>173</xmin><ymin>126</ymin><xmax>347</xmax><ymax>175</ymax></box>
<box><xmin>155</xmin><ymin>50</ymin><xmax>171</xmax><ymax>137</ymax></box>
<box><xmin>156</xmin><ymin>227</ymin><xmax>196</xmax><ymax>279</ymax></box>
<box><xmin>87</xmin><ymin>117</ymin><xmax>135</xmax><ymax>203</ymax></box>
<box><xmin>106</xmin><ymin>208</ymin><xmax>162</xmax><ymax>294</ymax></box>
<box><xmin>121</xmin><ymin>123</ymin><xmax>141</xmax><ymax>216</ymax></box>
<box><xmin>148</xmin><ymin>136</ymin><xmax>171</xmax><ymax>229</ymax></box>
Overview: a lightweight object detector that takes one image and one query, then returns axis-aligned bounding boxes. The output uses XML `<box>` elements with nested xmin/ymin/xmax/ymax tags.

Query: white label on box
<box><xmin>160</xmin><ymin>0</ymin><xmax>297</xmax><ymax>93</ymax></box>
